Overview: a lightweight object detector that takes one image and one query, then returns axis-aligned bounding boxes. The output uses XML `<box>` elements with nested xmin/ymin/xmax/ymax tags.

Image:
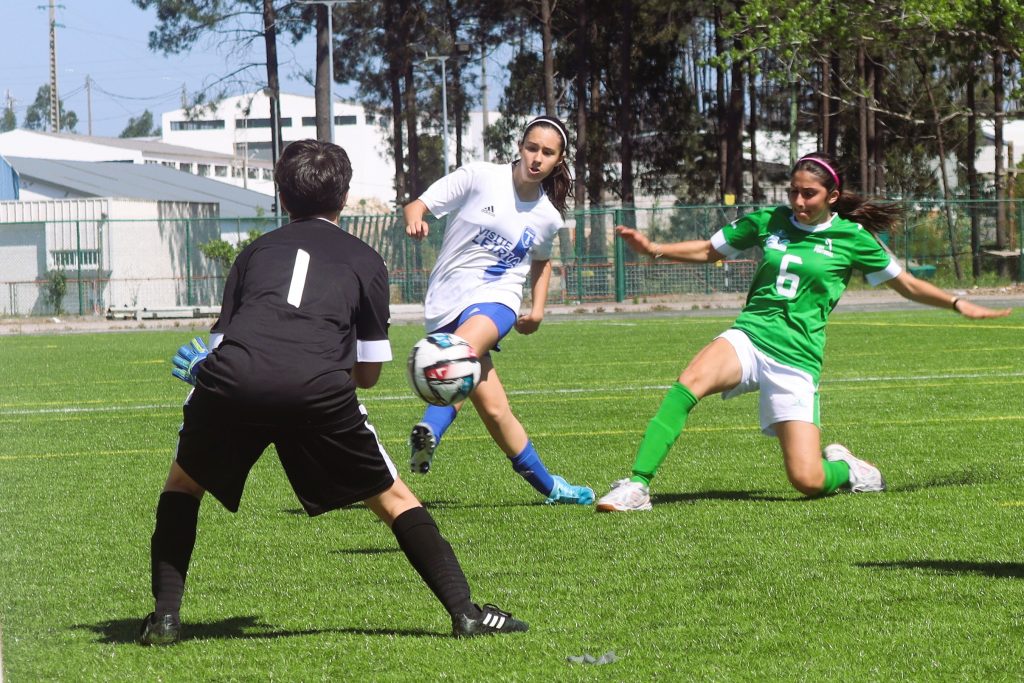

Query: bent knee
<box><xmin>786</xmin><ymin>466</ymin><xmax>825</xmax><ymax>497</ymax></box>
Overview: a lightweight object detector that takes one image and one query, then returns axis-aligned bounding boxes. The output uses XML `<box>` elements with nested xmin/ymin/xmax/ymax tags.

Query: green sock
<box><xmin>821</xmin><ymin>459</ymin><xmax>850</xmax><ymax>494</ymax></box>
<box><xmin>630</xmin><ymin>382</ymin><xmax>699</xmax><ymax>485</ymax></box>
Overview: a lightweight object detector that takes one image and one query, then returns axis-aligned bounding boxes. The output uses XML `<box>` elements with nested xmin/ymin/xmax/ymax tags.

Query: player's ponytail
<box><xmin>793</xmin><ymin>152</ymin><xmax>902</xmax><ymax>236</ymax></box>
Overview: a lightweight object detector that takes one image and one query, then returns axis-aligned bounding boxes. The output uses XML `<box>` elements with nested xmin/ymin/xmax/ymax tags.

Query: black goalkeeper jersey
<box><xmin>196</xmin><ymin>217</ymin><xmax>391</xmax><ymax>427</ymax></box>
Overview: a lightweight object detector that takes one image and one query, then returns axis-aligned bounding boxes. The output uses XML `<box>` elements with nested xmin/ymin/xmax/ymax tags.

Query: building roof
<box><xmin>0</xmin><ymin>129</ymin><xmax>242</xmax><ymax>164</ymax></box>
<box><xmin>7</xmin><ymin>156</ymin><xmax>273</xmax><ymax>217</ymax></box>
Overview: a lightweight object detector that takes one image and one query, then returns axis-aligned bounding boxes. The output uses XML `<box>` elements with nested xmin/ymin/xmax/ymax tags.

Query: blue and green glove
<box><xmin>171</xmin><ymin>337</ymin><xmax>210</xmax><ymax>385</ymax></box>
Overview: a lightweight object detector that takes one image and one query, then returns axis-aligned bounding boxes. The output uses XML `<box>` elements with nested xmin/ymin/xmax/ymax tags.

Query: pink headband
<box><xmin>797</xmin><ymin>156</ymin><xmax>841</xmax><ymax>189</ymax></box>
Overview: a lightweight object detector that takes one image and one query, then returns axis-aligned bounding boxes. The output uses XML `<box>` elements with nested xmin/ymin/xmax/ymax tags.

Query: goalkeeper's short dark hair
<box><xmin>275</xmin><ymin>139</ymin><xmax>353</xmax><ymax>218</ymax></box>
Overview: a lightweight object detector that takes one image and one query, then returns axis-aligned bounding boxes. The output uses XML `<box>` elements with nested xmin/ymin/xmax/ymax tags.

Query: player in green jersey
<box><xmin>596</xmin><ymin>153</ymin><xmax>1012</xmax><ymax>511</ymax></box>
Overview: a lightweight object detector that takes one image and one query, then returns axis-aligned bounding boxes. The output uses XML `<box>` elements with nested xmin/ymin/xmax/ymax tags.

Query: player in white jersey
<box><xmin>596</xmin><ymin>152</ymin><xmax>1012</xmax><ymax>512</ymax></box>
<box><xmin>404</xmin><ymin>116</ymin><xmax>594</xmax><ymax>506</ymax></box>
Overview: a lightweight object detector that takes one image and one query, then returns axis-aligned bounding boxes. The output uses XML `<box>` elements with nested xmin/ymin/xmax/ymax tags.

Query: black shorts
<box><xmin>174</xmin><ymin>389</ymin><xmax>397</xmax><ymax>516</ymax></box>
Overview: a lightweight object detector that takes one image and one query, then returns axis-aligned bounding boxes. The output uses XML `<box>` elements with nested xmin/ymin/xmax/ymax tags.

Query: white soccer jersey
<box><xmin>419</xmin><ymin>162</ymin><xmax>563</xmax><ymax>331</ymax></box>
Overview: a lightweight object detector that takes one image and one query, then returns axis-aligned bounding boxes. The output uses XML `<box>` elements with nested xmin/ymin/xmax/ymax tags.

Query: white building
<box><xmin>0</xmin><ymin>197</ymin><xmax>223</xmax><ymax>316</ymax></box>
<box><xmin>161</xmin><ymin>92</ymin><xmax>397</xmax><ymax>207</ymax></box>
<box><xmin>0</xmin><ymin>129</ymin><xmax>275</xmax><ymax>195</ymax></box>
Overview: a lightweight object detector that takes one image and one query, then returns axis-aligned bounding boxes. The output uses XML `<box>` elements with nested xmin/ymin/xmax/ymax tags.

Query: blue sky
<box><xmin>2</xmin><ymin>2</ymin><xmax>509</xmax><ymax>139</ymax></box>
<box><xmin>0</xmin><ymin>1</ymin><xmax>357</xmax><ymax>137</ymax></box>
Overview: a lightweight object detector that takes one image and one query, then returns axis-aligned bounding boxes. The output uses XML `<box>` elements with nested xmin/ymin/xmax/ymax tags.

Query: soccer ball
<box><xmin>407</xmin><ymin>333</ymin><xmax>481</xmax><ymax>406</ymax></box>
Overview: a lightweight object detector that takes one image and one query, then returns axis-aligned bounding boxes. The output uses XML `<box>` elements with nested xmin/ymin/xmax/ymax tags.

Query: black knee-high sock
<box><xmin>391</xmin><ymin>506</ymin><xmax>477</xmax><ymax>618</ymax></box>
<box><xmin>150</xmin><ymin>491</ymin><xmax>200</xmax><ymax>617</ymax></box>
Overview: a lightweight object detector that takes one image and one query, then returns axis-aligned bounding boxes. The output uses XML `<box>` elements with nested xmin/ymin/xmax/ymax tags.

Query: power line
<box><xmin>89</xmin><ymin>80</ymin><xmax>183</xmax><ymax>102</ymax></box>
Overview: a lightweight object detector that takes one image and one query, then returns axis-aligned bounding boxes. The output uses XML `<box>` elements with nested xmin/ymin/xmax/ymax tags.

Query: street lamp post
<box><xmin>421</xmin><ymin>54</ymin><xmax>451</xmax><ymax>174</ymax></box>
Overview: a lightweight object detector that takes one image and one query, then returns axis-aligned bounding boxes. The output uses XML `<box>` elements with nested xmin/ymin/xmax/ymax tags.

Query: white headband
<box><xmin>525</xmin><ymin>116</ymin><xmax>568</xmax><ymax>150</ymax></box>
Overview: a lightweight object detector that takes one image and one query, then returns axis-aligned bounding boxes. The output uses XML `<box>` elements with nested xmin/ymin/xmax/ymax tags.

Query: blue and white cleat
<box><xmin>544</xmin><ymin>475</ymin><xmax>595</xmax><ymax>505</ymax></box>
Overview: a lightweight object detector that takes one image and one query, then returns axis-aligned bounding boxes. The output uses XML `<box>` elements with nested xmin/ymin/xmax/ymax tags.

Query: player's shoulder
<box><xmin>734</xmin><ymin>205</ymin><xmax>786</xmax><ymax>229</ymax></box>
<box><xmin>828</xmin><ymin>214</ymin><xmax>876</xmax><ymax>241</ymax></box>
<box><xmin>272</xmin><ymin>218</ymin><xmax>386</xmax><ymax>262</ymax></box>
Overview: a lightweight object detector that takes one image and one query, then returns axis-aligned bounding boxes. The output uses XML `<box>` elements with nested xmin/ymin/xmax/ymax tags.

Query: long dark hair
<box><xmin>516</xmin><ymin>115</ymin><xmax>573</xmax><ymax>217</ymax></box>
<box><xmin>792</xmin><ymin>152</ymin><xmax>902</xmax><ymax>235</ymax></box>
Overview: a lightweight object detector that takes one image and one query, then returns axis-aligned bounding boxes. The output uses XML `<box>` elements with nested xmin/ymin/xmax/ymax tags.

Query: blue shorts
<box><xmin>432</xmin><ymin>303</ymin><xmax>517</xmax><ymax>352</ymax></box>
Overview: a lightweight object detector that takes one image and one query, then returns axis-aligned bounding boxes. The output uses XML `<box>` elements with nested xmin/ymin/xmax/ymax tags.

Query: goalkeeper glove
<box><xmin>171</xmin><ymin>337</ymin><xmax>210</xmax><ymax>386</ymax></box>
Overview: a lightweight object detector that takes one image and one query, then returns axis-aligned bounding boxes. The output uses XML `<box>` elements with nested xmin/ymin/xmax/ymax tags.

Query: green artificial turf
<box><xmin>1</xmin><ymin>310</ymin><xmax>1022</xmax><ymax>681</ymax></box>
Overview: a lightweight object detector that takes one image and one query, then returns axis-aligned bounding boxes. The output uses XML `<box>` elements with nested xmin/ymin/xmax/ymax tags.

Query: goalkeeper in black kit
<box><xmin>139</xmin><ymin>139</ymin><xmax>527</xmax><ymax>645</ymax></box>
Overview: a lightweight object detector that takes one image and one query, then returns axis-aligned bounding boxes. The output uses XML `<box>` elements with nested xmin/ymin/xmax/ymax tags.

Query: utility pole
<box><xmin>48</xmin><ymin>0</ymin><xmax>61</xmax><ymax>132</ymax></box>
<box><xmin>85</xmin><ymin>75</ymin><xmax>93</xmax><ymax>135</ymax></box>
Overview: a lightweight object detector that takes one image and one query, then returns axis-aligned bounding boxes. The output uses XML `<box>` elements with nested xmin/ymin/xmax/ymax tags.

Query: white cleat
<box><xmin>824</xmin><ymin>444</ymin><xmax>886</xmax><ymax>493</ymax></box>
<box><xmin>595</xmin><ymin>478</ymin><xmax>652</xmax><ymax>512</ymax></box>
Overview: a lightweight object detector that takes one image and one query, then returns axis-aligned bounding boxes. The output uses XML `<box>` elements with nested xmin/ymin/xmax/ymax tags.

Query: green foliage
<box><xmin>198</xmin><ymin>229</ymin><xmax>262</xmax><ymax>270</ymax></box>
<box><xmin>1</xmin><ymin>314</ymin><xmax>1022</xmax><ymax>678</ymax></box>
<box><xmin>42</xmin><ymin>269</ymin><xmax>67</xmax><ymax>315</ymax></box>
<box><xmin>119</xmin><ymin>110</ymin><xmax>160</xmax><ymax>138</ymax></box>
<box><xmin>1</xmin><ymin>105</ymin><xmax>15</xmax><ymax>132</ymax></box>
<box><xmin>23</xmin><ymin>85</ymin><xmax>77</xmax><ymax>132</ymax></box>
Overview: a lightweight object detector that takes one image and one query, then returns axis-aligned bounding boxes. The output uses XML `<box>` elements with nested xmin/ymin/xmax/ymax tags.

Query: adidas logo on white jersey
<box><xmin>482</xmin><ymin>205</ymin><xmax>495</xmax><ymax>216</ymax></box>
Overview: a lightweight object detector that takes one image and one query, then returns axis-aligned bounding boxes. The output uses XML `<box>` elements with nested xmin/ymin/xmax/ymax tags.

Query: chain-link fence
<box><xmin>2</xmin><ymin>200</ymin><xmax>1021</xmax><ymax>317</ymax></box>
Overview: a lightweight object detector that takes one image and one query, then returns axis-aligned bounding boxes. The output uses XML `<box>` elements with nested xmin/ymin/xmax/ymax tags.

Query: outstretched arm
<box><xmin>615</xmin><ymin>226</ymin><xmax>724</xmax><ymax>264</ymax></box>
<box><xmin>885</xmin><ymin>271</ymin><xmax>1012</xmax><ymax>319</ymax></box>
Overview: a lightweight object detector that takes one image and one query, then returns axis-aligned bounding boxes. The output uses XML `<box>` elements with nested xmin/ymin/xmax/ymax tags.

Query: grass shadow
<box><xmin>651</xmin><ymin>489</ymin><xmax>792</xmax><ymax>505</ymax></box>
<box><xmin>78</xmin><ymin>615</ymin><xmax>443</xmax><ymax>645</ymax></box>
<box><xmin>857</xmin><ymin>560</ymin><xmax>1024</xmax><ymax>579</ymax></box>
<box><xmin>330</xmin><ymin>547</ymin><xmax>401</xmax><ymax>555</ymax></box>
<box><xmin>888</xmin><ymin>470</ymin><xmax>992</xmax><ymax>494</ymax></box>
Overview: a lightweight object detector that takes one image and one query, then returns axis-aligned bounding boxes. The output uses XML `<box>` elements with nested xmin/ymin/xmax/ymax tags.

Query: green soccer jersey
<box><xmin>709</xmin><ymin>206</ymin><xmax>901</xmax><ymax>383</ymax></box>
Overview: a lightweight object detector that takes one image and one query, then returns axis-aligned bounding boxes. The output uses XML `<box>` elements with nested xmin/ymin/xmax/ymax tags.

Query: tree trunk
<box><xmin>618</xmin><ymin>0</ymin><xmax>634</xmax><ymax>206</ymax></box>
<box><xmin>827</xmin><ymin>52</ymin><xmax>841</xmax><ymax>156</ymax></box>
<box><xmin>865</xmin><ymin>55</ymin><xmax>876</xmax><ymax>193</ymax></box>
<box><xmin>313</xmin><ymin>4</ymin><xmax>331</xmax><ymax>142</ymax></box>
<box><xmin>919</xmin><ymin>59</ymin><xmax>964</xmax><ymax>280</ymax></box>
<box><xmin>857</xmin><ymin>44</ymin><xmax>868</xmax><ymax>193</ymax></box>
<box><xmin>873</xmin><ymin>61</ymin><xmax>885</xmax><ymax>194</ymax></box>
<box><xmin>748</xmin><ymin>62</ymin><xmax>762</xmax><ymax>202</ymax></box>
<box><xmin>403</xmin><ymin>60</ymin><xmax>420</xmax><ymax>196</ymax></box>
<box><xmin>821</xmin><ymin>57</ymin><xmax>830</xmax><ymax>153</ymax></box>
<box><xmin>994</xmin><ymin>48</ymin><xmax>1009</xmax><ymax>276</ymax></box>
<box><xmin>385</xmin><ymin>0</ymin><xmax>406</xmax><ymax>207</ymax></box>
<box><xmin>574</xmin><ymin>0</ymin><xmax>589</xmax><ymax>210</ymax></box>
<box><xmin>541</xmin><ymin>0</ymin><xmax>557</xmax><ymax>115</ymax></box>
<box><xmin>586</xmin><ymin>18</ymin><xmax>604</xmax><ymax>259</ymax></box>
<box><xmin>967</xmin><ymin>63</ymin><xmax>981</xmax><ymax>279</ymax></box>
<box><xmin>714</xmin><ymin>6</ymin><xmax>727</xmax><ymax>200</ymax></box>
<box><xmin>725</xmin><ymin>45</ymin><xmax>745</xmax><ymax>201</ymax></box>
<box><xmin>444</xmin><ymin>0</ymin><xmax>464</xmax><ymax>168</ymax></box>
<box><xmin>262</xmin><ymin>0</ymin><xmax>281</xmax><ymax>219</ymax></box>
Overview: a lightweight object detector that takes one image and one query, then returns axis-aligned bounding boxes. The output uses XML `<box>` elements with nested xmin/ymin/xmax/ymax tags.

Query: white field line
<box><xmin>2</xmin><ymin>370</ymin><xmax>1024</xmax><ymax>418</ymax></box>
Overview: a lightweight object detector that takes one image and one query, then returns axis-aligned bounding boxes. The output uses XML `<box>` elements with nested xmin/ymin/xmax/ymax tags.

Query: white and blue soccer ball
<box><xmin>407</xmin><ymin>333</ymin><xmax>481</xmax><ymax>406</ymax></box>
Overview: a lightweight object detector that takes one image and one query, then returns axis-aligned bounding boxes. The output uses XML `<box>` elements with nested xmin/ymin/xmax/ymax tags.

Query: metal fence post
<box><xmin>1019</xmin><ymin>202</ymin><xmax>1024</xmax><ymax>282</ymax></box>
<box><xmin>613</xmin><ymin>208</ymin><xmax>633</xmax><ymax>302</ymax></box>
<box><xmin>76</xmin><ymin>220</ymin><xmax>84</xmax><ymax>314</ymax></box>
<box><xmin>574</xmin><ymin>209</ymin><xmax>586</xmax><ymax>303</ymax></box>
<box><xmin>186</xmin><ymin>220</ymin><xmax>194</xmax><ymax>306</ymax></box>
